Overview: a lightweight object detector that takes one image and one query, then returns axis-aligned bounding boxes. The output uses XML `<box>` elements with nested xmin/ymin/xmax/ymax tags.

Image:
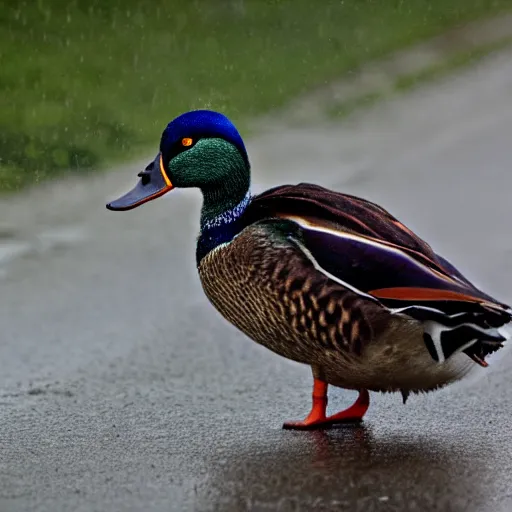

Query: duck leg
<box><xmin>283</xmin><ymin>369</ymin><xmax>370</xmax><ymax>430</ymax></box>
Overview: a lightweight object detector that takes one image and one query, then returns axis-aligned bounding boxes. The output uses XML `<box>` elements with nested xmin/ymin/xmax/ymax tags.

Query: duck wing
<box><xmin>245</xmin><ymin>183</ymin><xmax>512</xmax><ymax>365</ymax></box>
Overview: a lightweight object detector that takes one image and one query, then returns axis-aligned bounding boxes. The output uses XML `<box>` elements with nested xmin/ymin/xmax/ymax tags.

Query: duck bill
<box><xmin>106</xmin><ymin>153</ymin><xmax>174</xmax><ymax>211</ymax></box>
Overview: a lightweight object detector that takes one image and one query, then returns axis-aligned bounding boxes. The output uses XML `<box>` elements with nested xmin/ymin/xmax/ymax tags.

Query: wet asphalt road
<box><xmin>2</xmin><ymin>49</ymin><xmax>512</xmax><ymax>512</ymax></box>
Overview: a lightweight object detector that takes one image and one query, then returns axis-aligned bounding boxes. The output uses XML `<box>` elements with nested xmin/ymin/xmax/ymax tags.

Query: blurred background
<box><xmin>1</xmin><ymin>0</ymin><xmax>512</xmax><ymax>191</ymax></box>
<box><xmin>2</xmin><ymin>2</ymin><xmax>512</xmax><ymax>512</ymax></box>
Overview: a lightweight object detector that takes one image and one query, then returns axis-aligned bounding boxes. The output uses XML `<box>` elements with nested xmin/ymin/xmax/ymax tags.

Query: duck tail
<box><xmin>392</xmin><ymin>303</ymin><xmax>512</xmax><ymax>367</ymax></box>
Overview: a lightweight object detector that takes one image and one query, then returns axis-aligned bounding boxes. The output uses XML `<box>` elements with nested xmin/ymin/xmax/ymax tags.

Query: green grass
<box><xmin>327</xmin><ymin>91</ymin><xmax>384</xmax><ymax>119</ymax></box>
<box><xmin>2</xmin><ymin>0</ymin><xmax>512</xmax><ymax>192</ymax></box>
<box><xmin>327</xmin><ymin>37</ymin><xmax>512</xmax><ymax>120</ymax></box>
<box><xmin>394</xmin><ymin>38</ymin><xmax>512</xmax><ymax>91</ymax></box>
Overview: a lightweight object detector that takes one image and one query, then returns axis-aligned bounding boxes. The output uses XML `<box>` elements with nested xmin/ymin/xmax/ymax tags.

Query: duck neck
<box><xmin>196</xmin><ymin>165</ymin><xmax>251</xmax><ymax>265</ymax></box>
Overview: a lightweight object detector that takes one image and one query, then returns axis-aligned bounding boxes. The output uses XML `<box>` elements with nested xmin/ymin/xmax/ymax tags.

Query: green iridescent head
<box><xmin>106</xmin><ymin>110</ymin><xmax>251</xmax><ymax>219</ymax></box>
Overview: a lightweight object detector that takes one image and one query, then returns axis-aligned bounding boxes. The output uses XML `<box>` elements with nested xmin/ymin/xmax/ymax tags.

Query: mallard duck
<box><xmin>106</xmin><ymin>110</ymin><xmax>512</xmax><ymax>429</ymax></box>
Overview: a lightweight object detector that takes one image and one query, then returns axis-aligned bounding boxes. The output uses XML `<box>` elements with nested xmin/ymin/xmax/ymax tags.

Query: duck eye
<box><xmin>181</xmin><ymin>137</ymin><xmax>193</xmax><ymax>147</ymax></box>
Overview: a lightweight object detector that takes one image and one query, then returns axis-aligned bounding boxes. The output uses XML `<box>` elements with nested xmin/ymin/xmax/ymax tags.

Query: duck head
<box><xmin>106</xmin><ymin>110</ymin><xmax>250</xmax><ymax>214</ymax></box>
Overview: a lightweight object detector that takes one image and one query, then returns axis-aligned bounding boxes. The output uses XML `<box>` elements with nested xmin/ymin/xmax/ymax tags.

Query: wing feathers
<box><xmin>286</xmin><ymin>215</ymin><xmax>511</xmax><ymax>365</ymax></box>
<box><xmin>244</xmin><ymin>184</ymin><xmax>512</xmax><ymax>365</ymax></box>
<box><xmin>369</xmin><ymin>287</ymin><xmax>493</xmax><ymax>304</ymax></box>
<box><xmin>283</xmin><ymin>214</ymin><xmax>495</xmax><ymax>303</ymax></box>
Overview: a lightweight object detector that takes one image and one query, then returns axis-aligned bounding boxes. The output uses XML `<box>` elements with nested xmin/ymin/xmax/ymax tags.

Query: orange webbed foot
<box><xmin>283</xmin><ymin>381</ymin><xmax>370</xmax><ymax>430</ymax></box>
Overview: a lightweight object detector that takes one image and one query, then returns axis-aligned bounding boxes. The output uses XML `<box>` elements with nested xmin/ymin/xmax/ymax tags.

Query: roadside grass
<box><xmin>327</xmin><ymin>37</ymin><xmax>512</xmax><ymax>120</ymax></box>
<box><xmin>394</xmin><ymin>38</ymin><xmax>512</xmax><ymax>91</ymax></box>
<box><xmin>2</xmin><ymin>0</ymin><xmax>512</xmax><ymax>192</ymax></box>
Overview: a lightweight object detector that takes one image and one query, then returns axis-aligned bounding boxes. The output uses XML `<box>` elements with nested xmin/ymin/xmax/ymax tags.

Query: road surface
<box><xmin>1</xmin><ymin>49</ymin><xmax>512</xmax><ymax>512</ymax></box>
